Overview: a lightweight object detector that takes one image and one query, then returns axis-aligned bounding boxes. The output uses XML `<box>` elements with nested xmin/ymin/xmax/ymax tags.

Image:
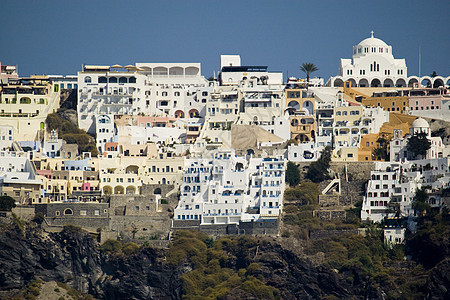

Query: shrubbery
<box><xmin>0</xmin><ymin>195</ymin><xmax>16</xmax><ymax>211</ymax></box>
<box><xmin>306</xmin><ymin>146</ymin><xmax>331</xmax><ymax>183</ymax></box>
<box><xmin>167</xmin><ymin>231</ymin><xmax>280</xmax><ymax>299</ymax></box>
<box><xmin>46</xmin><ymin>112</ymin><xmax>98</xmax><ymax>156</ymax></box>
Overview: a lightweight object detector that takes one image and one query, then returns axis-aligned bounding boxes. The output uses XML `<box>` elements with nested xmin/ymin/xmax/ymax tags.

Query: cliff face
<box><xmin>0</xmin><ymin>225</ymin><xmax>181</xmax><ymax>299</ymax></box>
<box><xmin>1</xmin><ymin>223</ymin><xmax>449</xmax><ymax>299</ymax></box>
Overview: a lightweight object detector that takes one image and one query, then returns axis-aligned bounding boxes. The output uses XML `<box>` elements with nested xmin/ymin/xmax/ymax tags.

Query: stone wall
<box><xmin>109</xmin><ymin>194</ymin><xmax>158</xmax><ymax>216</ymax></box>
<box><xmin>296</xmin><ymin>161</ymin><xmax>375</xmax><ymax>182</ymax></box>
<box><xmin>110</xmin><ymin>215</ymin><xmax>172</xmax><ymax>240</ymax></box>
<box><xmin>12</xmin><ymin>206</ymin><xmax>35</xmax><ymax>222</ymax></box>
<box><xmin>329</xmin><ymin>162</ymin><xmax>375</xmax><ymax>181</ymax></box>
<box><xmin>35</xmin><ymin>203</ymin><xmax>109</xmax><ymax>231</ymax></box>
<box><xmin>172</xmin><ymin>219</ymin><xmax>279</xmax><ymax>237</ymax></box>
<box><xmin>140</xmin><ymin>183</ymin><xmax>179</xmax><ymax>206</ymax></box>
<box><xmin>315</xmin><ymin>210</ymin><xmax>346</xmax><ymax>221</ymax></box>
<box><xmin>140</xmin><ymin>184</ymin><xmax>175</xmax><ymax>197</ymax></box>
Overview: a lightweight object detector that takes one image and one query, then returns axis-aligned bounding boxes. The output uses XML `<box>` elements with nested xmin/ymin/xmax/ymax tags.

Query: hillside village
<box><xmin>1</xmin><ymin>32</ymin><xmax>450</xmax><ymax>247</ymax></box>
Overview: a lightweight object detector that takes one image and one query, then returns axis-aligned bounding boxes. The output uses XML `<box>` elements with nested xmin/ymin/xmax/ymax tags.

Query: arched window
<box><xmin>129</xmin><ymin>77</ymin><xmax>136</xmax><ymax>83</ymax></box>
<box><xmin>119</xmin><ymin>77</ymin><xmax>127</xmax><ymax>83</ymax></box>
<box><xmin>109</xmin><ymin>77</ymin><xmax>118</xmax><ymax>83</ymax></box>
<box><xmin>64</xmin><ymin>208</ymin><xmax>73</xmax><ymax>215</ymax></box>
<box><xmin>84</xmin><ymin>76</ymin><xmax>92</xmax><ymax>83</ymax></box>
<box><xmin>99</xmin><ymin>77</ymin><xmax>107</xmax><ymax>83</ymax></box>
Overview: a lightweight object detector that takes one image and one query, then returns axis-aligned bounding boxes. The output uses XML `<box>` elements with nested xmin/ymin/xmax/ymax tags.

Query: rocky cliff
<box><xmin>1</xmin><ymin>222</ymin><xmax>449</xmax><ymax>299</ymax></box>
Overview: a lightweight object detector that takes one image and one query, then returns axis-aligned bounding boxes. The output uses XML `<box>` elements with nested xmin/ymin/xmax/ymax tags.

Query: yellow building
<box><xmin>363</xmin><ymin>90</ymin><xmax>410</xmax><ymax>114</ymax></box>
<box><xmin>285</xmin><ymin>88</ymin><xmax>316</xmax><ymax>142</ymax></box>
<box><xmin>333</xmin><ymin>147</ymin><xmax>359</xmax><ymax>162</ymax></box>
<box><xmin>357</xmin><ymin>113</ymin><xmax>417</xmax><ymax>161</ymax></box>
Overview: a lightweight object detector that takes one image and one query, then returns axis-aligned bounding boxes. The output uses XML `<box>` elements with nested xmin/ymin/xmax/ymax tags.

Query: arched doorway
<box><xmin>432</xmin><ymin>78</ymin><xmax>444</xmax><ymax>88</ymax></box>
<box><xmin>114</xmin><ymin>186</ymin><xmax>124</xmax><ymax>194</ymax></box>
<box><xmin>333</xmin><ymin>78</ymin><xmax>344</xmax><ymax>87</ymax></box>
<box><xmin>103</xmin><ymin>186</ymin><xmax>112</xmax><ymax>194</ymax></box>
<box><xmin>126</xmin><ymin>186</ymin><xmax>136</xmax><ymax>194</ymax></box>
<box><xmin>358</xmin><ymin>78</ymin><xmax>369</xmax><ymax>87</ymax></box>
<box><xmin>175</xmin><ymin>110</ymin><xmax>185</xmax><ymax>118</ymax></box>
<box><xmin>395</xmin><ymin>78</ymin><xmax>406</xmax><ymax>87</ymax></box>
<box><xmin>408</xmin><ymin>78</ymin><xmax>419</xmax><ymax>87</ymax></box>
<box><xmin>370</xmin><ymin>79</ymin><xmax>381</xmax><ymax>87</ymax></box>
<box><xmin>188</xmin><ymin>109</ymin><xmax>199</xmax><ymax>118</ymax></box>
<box><xmin>383</xmin><ymin>79</ymin><xmax>394</xmax><ymax>87</ymax></box>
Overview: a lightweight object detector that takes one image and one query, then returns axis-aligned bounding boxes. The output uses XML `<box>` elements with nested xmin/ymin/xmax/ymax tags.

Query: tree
<box><xmin>407</xmin><ymin>131</ymin><xmax>431</xmax><ymax>159</ymax></box>
<box><xmin>300</xmin><ymin>63</ymin><xmax>319</xmax><ymax>83</ymax></box>
<box><xmin>285</xmin><ymin>161</ymin><xmax>300</xmax><ymax>186</ymax></box>
<box><xmin>412</xmin><ymin>187</ymin><xmax>431</xmax><ymax>217</ymax></box>
<box><xmin>372</xmin><ymin>137</ymin><xmax>389</xmax><ymax>161</ymax></box>
<box><xmin>306</xmin><ymin>146</ymin><xmax>331</xmax><ymax>183</ymax></box>
<box><xmin>0</xmin><ymin>196</ymin><xmax>16</xmax><ymax>211</ymax></box>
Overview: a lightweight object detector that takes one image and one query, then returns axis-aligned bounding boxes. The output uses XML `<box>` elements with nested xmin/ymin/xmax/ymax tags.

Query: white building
<box><xmin>174</xmin><ymin>150</ymin><xmax>285</xmax><ymax>225</ymax></box>
<box><xmin>77</xmin><ymin>63</ymin><xmax>211</xmax><ymax>135</ymax></box>
<box><xmin>77</xmin><ymin>66</ymin><xmax>147</xmax><ymax>134</ymax></box>
<box><xmin>361</xmin><ymin>162</ymin><xmax>419</xmax><ymax>223</ymax></box>
<box><xmin>96</xmin><ymin>114</ymin><xmax>116</xmax><ymax>154</ymax></box>
<box><xmin>328</xmin><ymin>32</ymin><xmax>408</xmax><ymax>88</ymax></box>
<box><xmin>286</xmin><ymin>142</ymin><xmax>321</xmax><ymax>162</ymax></box>
<box><xmin>327</xmin><ymin>32</ymin><xmax>450</xmax><ymax>88</ymax></box>
<box><xmin>0</xmin><ymin>125</ymin><xmax>14</xmax><ymax>150</ymax></box>
<box><xmin>390</xmin><ymin>118</ymin><xmax>444</xmax><ymax>162</ymax></box>
<box><xmin>42</xmin><ymin>130</ymin><xmax>63</xmax><ymax>158</ymax></box>
<box><xmin>384</xmin><ymin>227</ymin><xmax>406</xmax><ymax>245</ymax></box>
<box><xmin>219</xmin><ymin>55</ymin><xmax>283</xmax><ymax>86</ymax></box>
<box><xmin>361</xmin><ymin>157</ymin><xmax>450</xmax><ymax>223</ymax></box>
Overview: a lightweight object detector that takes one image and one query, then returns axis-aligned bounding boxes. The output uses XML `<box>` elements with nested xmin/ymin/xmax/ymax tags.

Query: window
<box><xmin>84</xmin><ymin>76</ymin><xmax>92</xmax><ymax>83</ymax></box>
<box><xmin>64</xmin><ymin>208</ymin><xmax>73</xmax><ymax>215</ymax></box>
<box><xmin>80</xmin><ymin>210</ymin><xmax>87</xmax><ymax>216</ymax></box>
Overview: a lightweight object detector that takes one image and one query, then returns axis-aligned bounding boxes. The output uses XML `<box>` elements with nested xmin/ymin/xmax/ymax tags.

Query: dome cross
<box><xmin>370</xmin><ymin>30</ymin><xmax>374</xmax><ymax>38</ymax></box>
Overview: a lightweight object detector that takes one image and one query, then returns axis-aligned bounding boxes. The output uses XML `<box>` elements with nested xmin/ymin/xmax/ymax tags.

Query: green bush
<box><xmin>0</xmin><ymin>195</ymin><xmax>16</xmax><ymax>211</ymax></box>
<box><xmin>122</xmin><ymin>242</ymin><xmax>139</xmax><ymax>255</ymax></box>
<box><xmin>100</xmin><ymin>239</ymin><xmax>122</xmax><ymax>254</ymax></box>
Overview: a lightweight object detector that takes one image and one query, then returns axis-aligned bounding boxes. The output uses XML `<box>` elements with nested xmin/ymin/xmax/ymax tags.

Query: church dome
<box><xmin>358</xmin><ymin>37</ymin><xmax>388</xmax><ymax>47</ymax></box>
<box><xmin>411</xmin><ymin>117</ymin><xmax>429</xmax><ymax>129</ymax></box>
<box><xmin>357</xmin><ymin>31</ymin><xmax>388</xmax><ymax>47</ymax></box>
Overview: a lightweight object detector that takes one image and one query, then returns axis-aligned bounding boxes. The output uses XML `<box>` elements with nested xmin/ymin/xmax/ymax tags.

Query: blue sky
<box><xmin>1</xmin><ymin>0</ymin><xmax>449</xmax><ymax>81</ymax></box>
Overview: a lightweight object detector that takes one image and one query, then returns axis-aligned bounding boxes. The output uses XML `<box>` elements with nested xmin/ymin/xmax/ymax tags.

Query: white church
<box><xmin>327</xmin><ymin>32</ymin><xmax>449</xmax><ymax>88</ymax></box>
